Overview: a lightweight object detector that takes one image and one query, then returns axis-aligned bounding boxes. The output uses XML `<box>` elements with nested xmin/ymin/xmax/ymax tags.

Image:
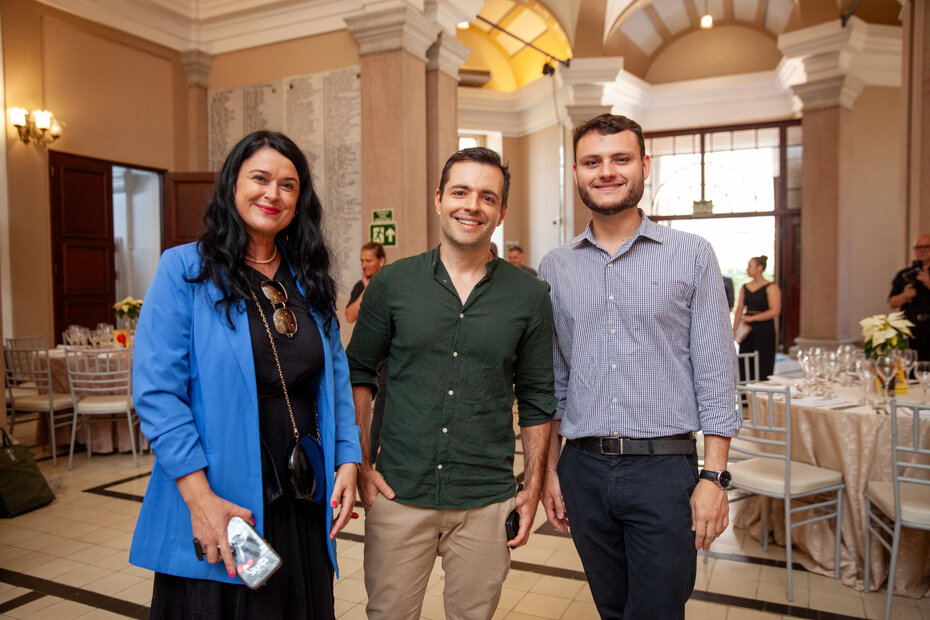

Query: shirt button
<box><xmin>448</xmin><ymin>390</ymin><xmax>454</xmax><ymax>396</ymax></box>
<box><xmin>611</xmin><ymin>364</ymin><xmax>617</xmax><ymax>370</ymax></box>
<box><xmin>608</xmin><ymin>295</ymin><xmax>614</xmax><ymax>301</ymax></box>
<box><xmin>452</xmin><ymin>352</ymin><xmax>458</xmax><ymax>358</ymax></box>
<box><xmin>612</xmin><ymin>397</ymin><xmax>618</xmax><ymax>404</ymax></box>
<box><xmin>610</xmin><ymin>329</ymin><xmax>616</xmax><ymax>335</ymax></box>
<box><xmin>459</xmin><ymin>313</ymin><xmax>464</xmax><ymax>319</ymax></box>
<box><xmin>442</xmin><ymin>427</ymin><xmax>448</xmax><ymax>433</ymax></box>
<box><xmin>437</xmin><ymin>464</ymin><xmax>443</xmax><ymax>470</ymax></box>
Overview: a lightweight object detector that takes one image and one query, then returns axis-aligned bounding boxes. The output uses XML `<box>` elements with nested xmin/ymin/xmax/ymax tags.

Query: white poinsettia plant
<box><xmin>113</xmin><ymin>296</ymin><xmax>143</xmax><ymax>320</ymax></box>
<box><xmin>860</xmin><ymin>311</ymin><xmax>914</xmax><ymax>358</ymax></box>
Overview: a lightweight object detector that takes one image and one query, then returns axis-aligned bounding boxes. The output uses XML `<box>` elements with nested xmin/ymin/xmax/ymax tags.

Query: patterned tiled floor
<box><xmin>1</xmin><ymin>419</ymin><xmax>928</xmax><ymax>619</ymax></box>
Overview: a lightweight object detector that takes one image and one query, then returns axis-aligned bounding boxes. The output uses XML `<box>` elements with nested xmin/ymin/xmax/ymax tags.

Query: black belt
<box><xmin>568</xmin><ymin>432</ymin><xmax>695</xmax><ymax>456</ymax></box>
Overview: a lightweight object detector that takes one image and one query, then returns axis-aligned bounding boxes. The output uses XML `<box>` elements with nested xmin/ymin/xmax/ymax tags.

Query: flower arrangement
<box><xmin>860</xmin><ymin>311</ymin><xmax>914</xmax><ymax>358</ymax></box>
<box><xmin>113</xmin><ymin>296</ymin><xmax>143</xmax><ymax>321</ymax></box>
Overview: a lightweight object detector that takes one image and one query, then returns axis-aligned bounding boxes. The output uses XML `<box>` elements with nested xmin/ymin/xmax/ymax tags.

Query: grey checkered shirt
<box><xmin>538</xmin><ymin>213</ymin><xmax>741</xmax><ymax>440</ymax></box>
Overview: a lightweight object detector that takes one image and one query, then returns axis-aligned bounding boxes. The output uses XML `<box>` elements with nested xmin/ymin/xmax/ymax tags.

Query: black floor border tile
<box><xmin>0</xmin><ymin>590</ymin><xmax>46</xmax><ymax>614</ymax></box>
<box><xmin>82</xmin><ymin>472</ymin><xmax>151</xmax><ymax>503</ymax></box>
<box><xmin>691</xmin><ymin>590</ymin><xmax>865</xmax><ymax>619</ymax></box>
<box><xmin>0</xmin><ymin>567</ymin><xmax>149</xmax><ymax>619</ymax></box>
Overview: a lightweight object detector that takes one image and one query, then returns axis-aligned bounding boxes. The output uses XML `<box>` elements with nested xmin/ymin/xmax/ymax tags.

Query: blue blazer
<box><xmin>129</xmin><ymin>243</ymin><xmax>361</xmax><ymax>582</ymax></box>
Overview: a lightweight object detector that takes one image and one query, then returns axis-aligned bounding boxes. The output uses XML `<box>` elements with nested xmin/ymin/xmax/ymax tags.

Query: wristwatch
<box><xmin>699</xmin><ymin>469</ymin><xmax>732</xmax><ymax>489</ymax></box>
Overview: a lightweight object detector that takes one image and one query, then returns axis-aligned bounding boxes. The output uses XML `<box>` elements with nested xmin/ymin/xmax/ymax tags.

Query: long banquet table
<box><xmin>731</xmin><ymin>380</ymin><xmax>930</xmax><ymax>598</ymax></box>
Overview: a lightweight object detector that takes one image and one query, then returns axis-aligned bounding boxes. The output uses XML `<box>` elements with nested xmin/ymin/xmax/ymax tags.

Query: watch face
<box><xmin>718</xmin><ymin>470</ymin><xmax>732</xmax><ymax>489</ymax></box>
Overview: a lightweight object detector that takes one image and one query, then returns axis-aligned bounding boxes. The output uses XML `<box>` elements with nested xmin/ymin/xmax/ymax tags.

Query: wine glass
<box><xmin>916</xmin><ymin>361</ymin><xmax>930</xmax><ymax>402</ymax></box>
<box><xmin>824</xmin><ymin>352</ymin><xmax>843</xmax><ymax>396</ymax></box>
<box><xmin>900</xmin><ymin>349</ymin><xmax>918</xmax><ymax>382</ymax></box>
<box><xmin>856</xmin><ymin>357</ymin><xmax>878</xmax><ymax>408</ymax></box>
<box><xmin>837</xmin><ymin>344</ymin><xmax>858</xmax><ymax>385</ymax></box>
<box><xmin>874</xmin><ymin>354</ymin><xmax>899</xmax><ymax>413</ymax></box>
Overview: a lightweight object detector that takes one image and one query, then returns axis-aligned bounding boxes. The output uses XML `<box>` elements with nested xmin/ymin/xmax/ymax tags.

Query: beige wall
<box><xmin>646</xmin><ymin>26</ymin><xmax>781</xmax><ymax>84</ymax></box>
<box><xmin>844</xmin><ymin>86</ymin><xmax>905</xmax><ymax>337</ymax></box>
<box><xmin>209</xmin><ymin>31</ymin><xmax>360</xmax><ymax>90</ymax></box>
<box><xmin>1</xmin><ymin>0</ymin><xmax>183</xmax><ymax>342</ymax></box>
<box><xmin>501</xmin><ymin>135</ymin><xmax>527</xmax><ymax>257</ymax></box>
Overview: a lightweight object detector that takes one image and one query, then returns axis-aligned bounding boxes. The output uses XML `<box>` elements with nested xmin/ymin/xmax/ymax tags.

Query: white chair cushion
<box><xmin>75</xmin><ymin>395</ymin><xmax>132</xmax><ymax>415</ymax></box>
<box><xmin>729</xmin><ymin>457</ymin><xmax>843</xmax><ymax>495</ymax></box>
<box><xmin>6</xmin><ymin>386</ymin><xmax>39</xmax><ymax>401</ymax></box>
<box><xmin>11</xmin><ymin>393</ymin><xmax>73</xmax><ymax>411</ymax></box>
<box><xmin>865</xmin><ymin>480</ymin><xmax>930</xmax><ymax>527</ymax></box>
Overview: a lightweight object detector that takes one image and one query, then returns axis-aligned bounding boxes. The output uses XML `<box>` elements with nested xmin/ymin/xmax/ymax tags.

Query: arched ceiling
<box><xmin>455</xmin><ymin>0</ymin><xmax>574</xmax><ymax>92</ymax></box>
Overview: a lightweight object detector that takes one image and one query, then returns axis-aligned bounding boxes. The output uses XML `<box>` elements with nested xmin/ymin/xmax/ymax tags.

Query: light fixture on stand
<box><xmin>7</xmin><ymin>107</ymin><xmax>64</xmax><ymax>146</ymax></box>
<box><xmin>700</xmin><ymin>0</ymin><xmax>713</xmax><ymax>29</ymax></box>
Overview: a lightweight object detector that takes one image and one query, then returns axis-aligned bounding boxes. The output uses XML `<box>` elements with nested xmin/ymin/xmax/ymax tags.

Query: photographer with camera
<box><xmin>889</xmin><ymin>234</ymin><xmax>930</xmax><ymax>359</ymax></box>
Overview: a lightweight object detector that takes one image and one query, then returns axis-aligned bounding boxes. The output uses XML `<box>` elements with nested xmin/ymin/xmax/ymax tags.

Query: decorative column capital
<box><xmin>180</xmin><ymin>49</ymin><xmax>212</xmax><ymax>88</ymax></box>
<box><xmin>426</xmin><ymin>32</ymin><xmax>471</xmax><ymax>77</ymax></box>
<box><xmin>559</xmin><ymin>57</ymin><xmax>624</xmax><ymax>125</ymax></box>
<box><xmin>424</xmin><ymin>0</ymin><xmax>482</xmax><ymax>36</ymax></box>
<box><xmin>345</xmin><ymin>6</ymin><xmax>441</xmax><ymax>61</ymax></box>
<box><xmin>778</xmin><ymin>16</ymin><xmax>901</xmax><ymax>111</ymax></box>
<box><xmin>791</xmin><ymin>74</ymin><xmax>864</xmax><ymax>111</ymax></box>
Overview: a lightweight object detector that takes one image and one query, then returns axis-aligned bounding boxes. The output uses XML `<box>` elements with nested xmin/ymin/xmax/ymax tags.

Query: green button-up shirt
<box><xmin>346</xmin><ymin>247</ymin><xmax>556</xmax><ymax>510</ymax></box>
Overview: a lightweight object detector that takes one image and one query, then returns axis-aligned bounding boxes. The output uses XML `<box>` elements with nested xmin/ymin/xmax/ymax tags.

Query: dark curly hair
<box><xmin>189</xmin><ymin>130</ymin><xmax>336</xmax><ymax>330</ymax></box>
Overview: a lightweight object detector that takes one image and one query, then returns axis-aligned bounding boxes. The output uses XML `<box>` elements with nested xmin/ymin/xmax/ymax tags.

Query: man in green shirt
<box><xmin>347</xmin><ymin>147</ymin><xmax>555</xmax><ymax>620</ymax></box>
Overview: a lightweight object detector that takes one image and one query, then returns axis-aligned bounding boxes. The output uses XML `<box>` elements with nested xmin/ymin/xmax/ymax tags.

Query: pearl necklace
<box><xmin>245</xmin><ymin>245</ymin><xmax>278</xmax><ymax>264</ymax></box>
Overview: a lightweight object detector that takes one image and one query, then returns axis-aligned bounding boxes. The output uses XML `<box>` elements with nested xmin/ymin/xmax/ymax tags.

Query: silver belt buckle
<box><xmin>600</xmin><ymin>437</ymin><xmax>622</xmax><ymax>455</ymax></box>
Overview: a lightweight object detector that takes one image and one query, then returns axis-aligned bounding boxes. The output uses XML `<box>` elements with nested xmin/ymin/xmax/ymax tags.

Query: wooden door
<box><xmin>49</xmin><ymin>152</ymin><xmax>115</xmax><ymax>340</ymax></box>
<box><xmin>162</xmin><ymin>173</ymin><xmax>217</xmax><ymax>250</ymax></box>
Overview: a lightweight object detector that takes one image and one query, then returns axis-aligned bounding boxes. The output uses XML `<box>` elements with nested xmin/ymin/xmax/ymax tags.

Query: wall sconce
<box><xmin>7</xmin><ymin>107</ymin><xmax>64</xmax><ymax>146</ymax></box>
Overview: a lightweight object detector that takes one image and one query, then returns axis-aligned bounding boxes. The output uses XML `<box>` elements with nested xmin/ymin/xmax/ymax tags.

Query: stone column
<box><xmin>180</xmin><ymin>50</ymin><xmax>212</xmax><ymax>171</ymax></box>
<box><xmin>425</xmin><ymin>32</ymin><xmax>472</xmax><ymax>247</ymax></box>
<box><xmin>560</xmin><ymin>58</ymin><xmax>623</xmax><ymax>236</ymax></box>
<box><xmin>780</xmin><ymin>22</ymin><xmax>866</xmax><ymax>348</ymax></box>
<box><xmin>900</xmin><ymin>0</ymin><xmax>930</xmax><ymax>241</ymax></box>
<box><xmin>345</xmin><ymin>7</ymin><xmax>441</xmax><ymax>260</ymax></box>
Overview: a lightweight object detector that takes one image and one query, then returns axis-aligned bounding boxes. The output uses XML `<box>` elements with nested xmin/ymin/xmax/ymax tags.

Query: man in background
<box><xmin>889</xmin><ymin>234</ymin><xmax>930</xmax><ymax>359</ymax></box>
<box><xmin>508</xmin><ymin>245</ymin><xmax>537</xmax><ymax>277</ymax></box>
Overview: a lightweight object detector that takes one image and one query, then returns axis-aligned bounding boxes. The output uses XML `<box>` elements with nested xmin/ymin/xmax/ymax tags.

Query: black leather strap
<box><xmin>568</xmin><ymin>432</ymin><xmax>695</xmax><ymax>456</ymax></box>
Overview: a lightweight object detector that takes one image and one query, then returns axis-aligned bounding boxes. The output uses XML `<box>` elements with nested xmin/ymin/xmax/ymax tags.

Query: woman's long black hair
<box><xmin>189</xmin><ymin>130</ymin><xmax>336</xmax><ymax>330</ymax></box>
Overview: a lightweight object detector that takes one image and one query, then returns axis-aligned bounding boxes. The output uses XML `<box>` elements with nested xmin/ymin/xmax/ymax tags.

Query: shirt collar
<box><xmin>570</xmin><ymin>209</ymin><xmax>666</xmax><ymax>254</ymax></box>
<box><xmin>431</xmin><ymin>244</ymin><xmax>501</xmax><ymax>275</ymax></box>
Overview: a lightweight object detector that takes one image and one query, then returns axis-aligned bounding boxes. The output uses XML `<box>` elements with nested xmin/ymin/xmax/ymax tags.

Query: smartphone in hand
<box><xmin>227</xmin><ymin>516</ymin><xmax>282</xmax><ymax>589</ymax></box>
<box><xmin>505</xmin><ymin>483</ymin><xmax>523</xmax><ymax>543</ymax></box>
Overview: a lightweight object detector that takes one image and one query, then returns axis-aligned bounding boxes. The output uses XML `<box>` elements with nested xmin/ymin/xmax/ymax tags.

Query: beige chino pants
<box><xmin>363</xmin><ymin>493</ymin><xmax>515</xmax><ymax>620</ymax></box>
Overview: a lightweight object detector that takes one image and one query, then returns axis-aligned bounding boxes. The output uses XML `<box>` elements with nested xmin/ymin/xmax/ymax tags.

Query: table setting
<box><xmin>731</xmin><ymin>313</ymin><xmax>930</xmax><ymax>598</ymax></box>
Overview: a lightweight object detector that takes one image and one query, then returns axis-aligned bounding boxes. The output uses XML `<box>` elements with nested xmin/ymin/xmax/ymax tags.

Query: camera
<box><xmin>903</xmin><ymin>260</ymin><xmax>924</xmax><ymax>285</ymax></box>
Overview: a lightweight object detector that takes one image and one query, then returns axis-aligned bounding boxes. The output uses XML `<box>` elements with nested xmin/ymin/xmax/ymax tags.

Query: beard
<box><xmin>578</xmin><ymin>175</ymin><xmax>645</xmax><ymax>216</ymax></box>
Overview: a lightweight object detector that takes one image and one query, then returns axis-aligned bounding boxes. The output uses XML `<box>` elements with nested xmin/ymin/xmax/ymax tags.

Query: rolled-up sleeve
<box><xmin>327</xmin><ymin>321</ymin><xmax>363</xmax><ymax>467</ymax></box>
<box><xmin>132</xmin><ymin>249</ymin><xmax>209</xmax><ymax>479</ymax></box>
<box><xmin>513</xmin><ymin>279</ymin><xmax>556</xmax><ymax>427</ymax></box>
<box><xmin>346</xmin><ymin>273</ymin><xmax>392</xmax><ymax>394</ymax></box>
<box><xmin>690</xmin><ymin>244</ymin><xmax>741</xmax><ymax>437</ymax></box>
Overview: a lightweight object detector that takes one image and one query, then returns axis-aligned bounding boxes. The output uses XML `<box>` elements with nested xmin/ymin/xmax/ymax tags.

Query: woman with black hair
<box><xmin>129</xmin><ymin>130</ymin><xmax>361</xmax><ymax>618</ymax></box>
<box><xmin>733</xmin><ymin>255</ymin><xmax>782</xmax><ymax>381</ymax></box>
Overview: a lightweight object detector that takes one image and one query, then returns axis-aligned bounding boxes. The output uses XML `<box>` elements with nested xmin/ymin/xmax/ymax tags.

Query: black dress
<box><xmin>739</xmin><ymin>282</ymin><xmax>776</xmax><ymax>382</ymax></box>
<box><xmin>149</xmin><ymin>263</ymin><xmax>335</xmax><ymax>620</ymax></box>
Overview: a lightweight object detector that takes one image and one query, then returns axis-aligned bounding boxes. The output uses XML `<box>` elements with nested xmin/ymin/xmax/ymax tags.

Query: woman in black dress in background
<box><xmin>733</xmin><ymin>255</ymin><xmax>782</xmax><ymax>381</ymax></box>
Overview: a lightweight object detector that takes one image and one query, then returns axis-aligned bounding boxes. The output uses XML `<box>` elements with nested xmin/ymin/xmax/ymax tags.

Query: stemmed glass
<box><xmin>874</xmin><ymin>354</ymin><xmax>899</xmax><ymax>414</ymax></box>
<box><xmin>836</xmin><ymin>344</ymin><xmax>858</xmax><ymax>386</ymax></box>
<box><xmin>900</xmin><ymin>349</ymin><xmax>918</xmax><ymax>382</ymax></box>
<box><xmin>856</xmin><ymin>357</ymin><xmax>877</xmax><ymax>408</ymax></box>
<box><xmin>824</xmin><ymin>352</ymin><xmax>843</xmax><ymax>396</ymax></box>
<box><xmin>915</xmin><ymin>361</ymin><xmax>930</xmax><ymax>402</ymax></box>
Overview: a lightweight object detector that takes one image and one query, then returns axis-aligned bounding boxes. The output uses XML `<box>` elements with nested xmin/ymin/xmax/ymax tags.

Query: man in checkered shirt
<box><xmin>539</xmin><ymin>114</ymin><xmax>740</xmax><ymax>619</ymax></box>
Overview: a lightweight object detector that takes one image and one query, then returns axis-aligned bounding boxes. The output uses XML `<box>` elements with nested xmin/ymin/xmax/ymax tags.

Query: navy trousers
<box><xmin>558</xmin><ymin>440</ymin><xmax>698</xmax><ymax>620</ymax></box>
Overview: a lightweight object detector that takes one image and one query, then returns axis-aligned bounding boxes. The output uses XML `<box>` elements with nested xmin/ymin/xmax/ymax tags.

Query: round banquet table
<box><xmin>731</xmin><ymin>380</ymin><xmax>930</xmax><ymax>598</ymax></box>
